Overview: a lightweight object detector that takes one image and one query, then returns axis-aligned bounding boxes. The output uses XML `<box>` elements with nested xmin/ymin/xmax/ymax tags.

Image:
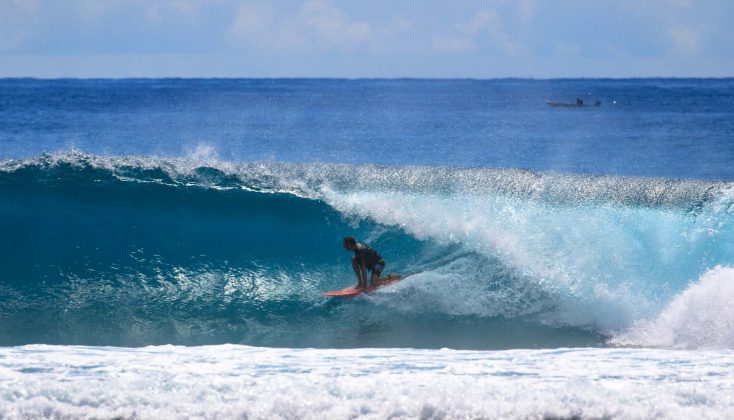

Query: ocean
<box><xmin>1</xmin><ymin>78</ymin><xmax>733</xmax><ymax>418</ymax></box>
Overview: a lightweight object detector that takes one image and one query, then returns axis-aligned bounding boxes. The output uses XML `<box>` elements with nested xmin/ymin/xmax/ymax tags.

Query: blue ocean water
<box><xmin>1</xmin><ymin>78</ymin><xmax>734</xmax><ymax>417</ymax></box>
<box><xmin>2</xmin><ymin>78</ymin><xmax>733</xmax><ymax>179</ymax></box>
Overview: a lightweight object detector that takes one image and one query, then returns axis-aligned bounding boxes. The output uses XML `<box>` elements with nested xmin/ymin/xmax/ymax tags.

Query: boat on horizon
<box><xmin>547</xmin><ymin>98</ymin><xmax>601</xmax><ymax>107</ymax></box>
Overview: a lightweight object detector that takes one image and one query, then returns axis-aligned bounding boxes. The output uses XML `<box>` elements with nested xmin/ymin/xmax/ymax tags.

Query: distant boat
<box><xmin>547</xmin><ymin>98</ymin><xmax>601</xmax><ymax>108</ymax></box>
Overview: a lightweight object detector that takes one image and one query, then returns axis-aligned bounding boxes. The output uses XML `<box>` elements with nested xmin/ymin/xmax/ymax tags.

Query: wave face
<box><xmin>1</xmin><ymin>153</ymin><xmax>733</xmax><ymax>349</ymax></box>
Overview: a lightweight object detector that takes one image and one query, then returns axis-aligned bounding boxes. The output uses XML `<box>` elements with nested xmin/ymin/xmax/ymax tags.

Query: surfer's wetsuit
<box><xmin>354</xmin><ymin>243</ymin><xmax>385</xmax><ymax>276</ymax></box>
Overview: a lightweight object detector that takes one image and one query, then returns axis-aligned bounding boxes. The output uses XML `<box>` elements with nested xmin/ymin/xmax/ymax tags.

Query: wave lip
<box><xmin>1</xmin><ymin>151</ymin><xmax>728</xmax><ymax>207</ymax></box>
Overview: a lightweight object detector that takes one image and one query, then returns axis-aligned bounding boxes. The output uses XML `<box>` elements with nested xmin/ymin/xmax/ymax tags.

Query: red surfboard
<box><xmin>322</xmin><ymin>274</ymin><xmax>406</xmax><ymax>297</ymax></box>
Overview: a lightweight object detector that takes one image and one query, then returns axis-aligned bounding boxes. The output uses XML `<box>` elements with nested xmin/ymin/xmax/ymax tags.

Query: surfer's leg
<box><xmin>371</xmin><ymin>271</ymin><xmax>380</xmax><ymax>286</ymax></box>
<box><xmin>371</xmin><ymin>262</ymin><xmax>385</xmax><ymax>286</ymax></box>
<box><xmin>352</xmin><ymin>257</ymin><xmax>366</xmax><ymax>289</ymax></box>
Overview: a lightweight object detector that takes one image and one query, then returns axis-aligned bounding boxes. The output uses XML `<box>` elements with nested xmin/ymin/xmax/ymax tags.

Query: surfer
<box><xmin>343</xmin><ymin>236</ymin><xmax>392</xmax><ymax>290</ymax></box>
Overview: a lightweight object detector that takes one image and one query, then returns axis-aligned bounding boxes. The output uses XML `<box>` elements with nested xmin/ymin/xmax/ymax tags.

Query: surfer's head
<box><xmin>343</xmin><ymin>236</ymin><xmax>357</xmax><ymax>250</ymax></box>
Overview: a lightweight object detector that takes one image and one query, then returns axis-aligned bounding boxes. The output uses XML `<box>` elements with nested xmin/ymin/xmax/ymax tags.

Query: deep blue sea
<box><xmin>1</xmin><ymin>78</ymin><xmax>734</xmax><ymax>418</ymax></box>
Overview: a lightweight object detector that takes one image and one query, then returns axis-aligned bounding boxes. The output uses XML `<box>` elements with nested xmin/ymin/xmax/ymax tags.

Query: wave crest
<box><xmin>1</xmin><ymin>152</ymin><xmax>727</xmax><ymax>208</ymax></box>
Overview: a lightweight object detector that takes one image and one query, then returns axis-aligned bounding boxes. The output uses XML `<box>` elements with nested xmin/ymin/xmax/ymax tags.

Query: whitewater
<box><xmin>3</xmin><ymin>345</ymin><xmax>734</xmax><ymax>419</ymax></box>
<box><xmin>2</xmin><ymin>78</ymin><xmax>734</xmax><ymax>418</ymax></box>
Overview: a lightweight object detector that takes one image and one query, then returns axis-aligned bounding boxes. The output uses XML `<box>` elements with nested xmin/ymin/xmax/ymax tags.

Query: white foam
<box><xmin>1</xmin><ymin>345</ymin><xmax>733</xmax><ymax>419</ymax></box>
<box><xmin>612</xmin><ymin>266</ymin><xmax>734</xmax><ymax>349</ymax></box>
<box><xmin>321</xmin><ymin>189</ymin><xmax>703</xmax><ymax>333</ymax></box>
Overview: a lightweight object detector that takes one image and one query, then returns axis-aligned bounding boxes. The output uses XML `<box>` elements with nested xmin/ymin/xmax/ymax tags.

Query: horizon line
<box><xmin>2</xmin><ymin>76</ymin><xmax>733</xmax><ymax>81</ymax></box>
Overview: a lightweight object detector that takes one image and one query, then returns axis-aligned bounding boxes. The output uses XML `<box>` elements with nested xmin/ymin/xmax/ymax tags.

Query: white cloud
<box><xmin>0</xmin><ymin>32</ymin><xmax>27</xmax><ymax>50</ymax></box>
<box><xmin>0</xmin><ymin>0</ymin><xmax>40</xmax><ymax>50</ymax></box>
<box><xmin>390</xmin><ymin>14</ymin><xmax>413</xmax><ymax>32</ymax></box>
<box><xmin>12</xmin><ymin>0</ymin><xmax>40</xmax><ymax>13</ymax></box>
<box><xmin>169</xmin><ymin>0</ymin><xmax>205</xmax><ymax>16</ymax></box>
<box><xmin>665</xmin><ymin>0</ymin><xmax>692</xmax><ymax>8</ymax></box>
<box><xmin>670</xmin><ymin>25</ymin><xmax>700</xmax><ymax>55</ymax></box>
<box><xmin>145</xmin><ymin>5</ymin><xmax>161</xmax><ymax>22</ymax></box>
<box><xmin>74</xmin><ymin>0</ymin><xmax>124</xmax><ymax>22</ymax></box>
<box><xmin>434</xmin><ymin>9</ymin><xmax>523</xmax><ymax>55</ymax></box>
<box><xmin>229</xmin><ymin>3</ymin><xmax>272</xmax><ymax>45</ymax></box>
<box><xmin>433</xmin><ymin>36</ymin><xmax>475</xmax><ymax>54</ymax></box>
<box><xmin>288</xmin><ymin>0</ymin><xmax>372</xmax><ymax>52</ymax></box>
<box><xmin>553</xmin><ymin>42</ymin><xmax>581</xmax><ymax>57</ymax></box>
<box><xmin>229</xmin><ymin>0</ymin><xmax>373</xmax><ymax>53</ymax></box>
<box><xmin>515</xmin><ymin>0</ymin><xmax>538</xmax><ymax>25</ymax></box>
<box><xmin>75</xmin><ymin>0</ymin><xmax>209</xmax><ymax>24</ymax></box>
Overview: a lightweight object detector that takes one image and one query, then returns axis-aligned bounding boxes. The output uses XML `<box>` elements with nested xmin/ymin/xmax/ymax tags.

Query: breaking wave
<box><xmin>1</xmin><ymin>153</ymin><xmax>732</xmax><ymax>349</ymax></box>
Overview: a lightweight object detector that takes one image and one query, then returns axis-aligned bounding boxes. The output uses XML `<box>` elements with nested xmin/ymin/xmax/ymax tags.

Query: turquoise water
<box><xmin>1</xmin><ymin>153</ymin><xmax>732</xmax><ymax>349</ymax></box>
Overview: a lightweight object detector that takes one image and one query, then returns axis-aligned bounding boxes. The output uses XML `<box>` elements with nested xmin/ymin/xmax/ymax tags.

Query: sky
<box><xmin>1</xmin><ymin>0</ymin><xmax>732</xmax><ymax>78</ymax></box>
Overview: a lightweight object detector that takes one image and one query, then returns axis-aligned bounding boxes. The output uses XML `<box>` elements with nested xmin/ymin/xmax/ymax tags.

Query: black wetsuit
<box><xmin>354</xmin><ymin>243</ymin><xmax>384</xmax><ymax>273</ymax></box>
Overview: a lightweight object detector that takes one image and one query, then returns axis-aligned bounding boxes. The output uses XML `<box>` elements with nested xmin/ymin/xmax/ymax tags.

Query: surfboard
<box><xmin>322</xmin><ymin>274</ymin><xmax>406</xmax><ymax>297</ymax></box>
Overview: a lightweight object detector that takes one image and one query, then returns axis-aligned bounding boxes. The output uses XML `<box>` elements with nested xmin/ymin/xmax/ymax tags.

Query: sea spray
<box><xmin>612</xmin><ymin>266</ymin><xmax>734</xmax><ymax>349</ymax></box>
